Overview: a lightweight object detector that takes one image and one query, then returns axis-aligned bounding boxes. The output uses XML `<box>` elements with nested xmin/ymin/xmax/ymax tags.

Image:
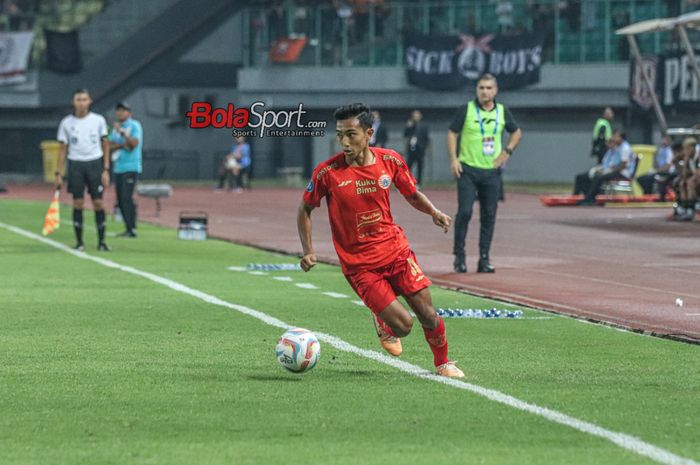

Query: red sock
<box><xmin>422</xmin><ymin>316</ymin><xmax>449</xmax><ymax>367</ymax></box>
<box><xmin>373</xmin><ymin>312</ymin><xmax>396</xmax><ymax>337</ymax></box>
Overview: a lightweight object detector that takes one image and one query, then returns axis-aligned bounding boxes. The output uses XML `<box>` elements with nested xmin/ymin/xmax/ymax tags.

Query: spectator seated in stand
<box><xmin>636</xmin><ymin>134</ymin><xmax>677</xmax><ymax>201</ymax></box>
<box><xmin>215</xmin><ymin>136</ymin><xmax>251</xmax><ymax>193</ymax></box>
<box><xmin>576</xmin><ymin>129</ymin><xmax>634</xmax><ymax>206</ymax></box>
<box><xmin>573</xmin><ymin>136</ymin><xmax>616</xmax><ymax>196</ymax></box>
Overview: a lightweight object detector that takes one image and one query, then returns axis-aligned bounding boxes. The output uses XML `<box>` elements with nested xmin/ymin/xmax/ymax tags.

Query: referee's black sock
<box><xmin>72</xmin><ymin>208</ymin><xmax>84</xmax><ymax>245</ymax></box>
<box><xmin>95</xmin><ymin>209</ymin><xmax>106</xmax><ymax>243</ymax></box>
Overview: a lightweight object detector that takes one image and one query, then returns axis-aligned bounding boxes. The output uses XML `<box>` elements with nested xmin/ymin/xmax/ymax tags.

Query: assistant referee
<box><xmin>447</xmin><ymin>73</ymin><xmax>522</xmax><ymax>273</ymax></box>
<box><xmin>54</xmin><ymin>89</ymin><xmax>111</xmax><ymax>251</ymax></box>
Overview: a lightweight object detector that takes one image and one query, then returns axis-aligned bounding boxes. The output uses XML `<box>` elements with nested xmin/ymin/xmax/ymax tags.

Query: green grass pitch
<box><xmin>1</xmin><ymin>199</ymin><xmax>699</xmax><ymax>465</ymax></box>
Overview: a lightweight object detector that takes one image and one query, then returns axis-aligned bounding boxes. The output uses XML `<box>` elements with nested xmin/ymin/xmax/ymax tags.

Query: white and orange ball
<box><xmin>275</xmin><ymin>328</ymin><xmax>320</xmax><ymax>373</ymax></box>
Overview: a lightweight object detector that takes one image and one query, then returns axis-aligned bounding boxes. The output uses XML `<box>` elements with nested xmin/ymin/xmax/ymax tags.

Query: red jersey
<box><xmin>303</xmin><ymin>148</ymin><xmax>418</xmax><ymax>274</ymax></box>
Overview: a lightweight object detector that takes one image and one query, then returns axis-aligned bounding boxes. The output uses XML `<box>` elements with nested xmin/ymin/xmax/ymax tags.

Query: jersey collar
<box><xmin>474</xmin><ymin>97</ymin><xmax>497</xmax><ymax>112</ymax></box>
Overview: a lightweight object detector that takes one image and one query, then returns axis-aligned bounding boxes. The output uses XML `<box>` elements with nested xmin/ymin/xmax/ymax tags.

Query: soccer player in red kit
<box><xmin>297</xmin><ymin>103</ymin><xmax>464</xmax><ymax>378</ymax></box>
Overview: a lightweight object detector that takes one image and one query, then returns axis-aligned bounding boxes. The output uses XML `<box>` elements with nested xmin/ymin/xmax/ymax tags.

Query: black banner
<box><xmin>656</xmin><ymin>50</ymin><xmax>700</xmax><ymax>109</ymax></box>
<box><xmin>45</xmin><ymin>29</ymin><xmax>82</xmax><ymax>74</ymax></box>
<box><xmin>405</xmin><ymin>32</ymin><xmax>543</xmax><ymax>91</ymax></box>
<box><xmin>629</xmin><ymin>50</ymin><xmax>700</xmax><ymax>110</ymax></box>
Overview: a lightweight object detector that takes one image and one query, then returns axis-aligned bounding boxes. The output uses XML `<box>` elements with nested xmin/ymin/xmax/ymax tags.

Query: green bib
<box><xmin>592</xmin><ymin>118</ymin><xmax>612</xmax><ymax>141</ymax></box>
<box><xmin>458</xmin><ymin>101</ymin><xmax>506</xmax><ymax>169</ymax></box>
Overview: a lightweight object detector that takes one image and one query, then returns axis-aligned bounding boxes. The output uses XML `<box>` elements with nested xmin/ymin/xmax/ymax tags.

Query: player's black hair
<box><xmin>672</xmin><ymin>141</ymin><xmax>683</xmax><ymax>152</ymax></box>
<box><xmin>333</xmin><ymin>103</ymin><xmax>374</xmax><ymax>129</ymax></box>
<box><xmin>73</xmin><ymin>88</ymin><xmax>91</xmax><ymax>97</ymax></box>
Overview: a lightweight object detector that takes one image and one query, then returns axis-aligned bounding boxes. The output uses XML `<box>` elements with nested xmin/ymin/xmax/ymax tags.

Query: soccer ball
<box><xmin>275</xmin><ymin>328</ymin><xmax>320</xmax><ymax>373</ymax></box>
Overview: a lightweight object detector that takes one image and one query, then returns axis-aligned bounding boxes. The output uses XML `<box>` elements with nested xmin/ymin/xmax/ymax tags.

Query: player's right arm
<box><xmin>299</xmin><ymin>160</ymin><xmax>332</xmax><ymax>272</ymax></box>
<box><xmin>55</xmin><ymin>142</ymin><xmax>67</xmax><ymax>189</ymax></box>
<box><xmin>55</xmin><ymin>118</ymin><xmax>69</xmax><ymax>189</ymax></box>
<box><xmin>297</xmin><ymin>201</ymin><xmax>317</xmax><ymax>272</ymax></box>
<box><xmin>447</xmin><ymin>130</ymin><xmax>461</xmax><ymax>178</ymax></box>
<box><xmin>448</xmin><ymin>107</ymin><xmax>466</xmax><ymax>178</ymax></box>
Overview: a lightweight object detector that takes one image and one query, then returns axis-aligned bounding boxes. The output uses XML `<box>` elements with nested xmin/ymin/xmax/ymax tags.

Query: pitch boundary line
<box><xmin>1</xmin><ymin>221</ymin><xmax>697</xmax><ymax>465</ymax></box>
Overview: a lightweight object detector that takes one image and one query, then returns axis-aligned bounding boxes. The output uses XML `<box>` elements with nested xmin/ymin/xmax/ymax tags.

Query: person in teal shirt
<box><xmin>108</xmin><ymin>101</ymin><xmax>143</xmax><ymax>237</ymax></box>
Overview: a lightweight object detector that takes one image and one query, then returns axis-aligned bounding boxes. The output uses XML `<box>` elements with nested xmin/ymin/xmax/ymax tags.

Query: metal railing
<box><xmin>241</xmin><ymin>0</ymin><xmax>695</xmax><ymax>68</ymax></box>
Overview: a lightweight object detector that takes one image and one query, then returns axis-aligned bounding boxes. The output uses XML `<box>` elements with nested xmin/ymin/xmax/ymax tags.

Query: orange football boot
<box><xmin>436</xmin><ymin>361</ymin><xmax>465</xmax><ymax>378</ymax></box>
<box><xmin>371</xmin><ymin>313</ymin><xmax>402</xmax><ymax>356</ymax></box>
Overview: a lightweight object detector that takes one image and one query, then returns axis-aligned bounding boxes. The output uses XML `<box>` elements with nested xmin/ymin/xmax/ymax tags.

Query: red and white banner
<box><xmin>0</xmin><ymin>32</ymin><xmax>34</xmax><ymax>85</ymax></box>
<box><xmin>269</xmin><ymin>37</ymin><xmax>307</xmax><ymax>63</ymax></box>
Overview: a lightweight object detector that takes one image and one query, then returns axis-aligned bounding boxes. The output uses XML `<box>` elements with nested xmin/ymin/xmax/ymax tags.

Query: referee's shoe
<box><xmin>97</xmin><ymin>242</ymin><xmax>111</xmax><ymax>251</ymax></box>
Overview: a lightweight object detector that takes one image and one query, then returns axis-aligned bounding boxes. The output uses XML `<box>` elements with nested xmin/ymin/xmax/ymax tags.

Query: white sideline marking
<box><xmin>322</xmin><ymin>292</ymin><xmax>349</xmax><ymax>299</ymax></box>
<box><xmin>227</xmin><ymin>266</ymin><xmax>247</xmax><ymax>272</ymax></box>
<box><xmin>248</xmin><ymin>271</ymin><xmax>268</xmax><ymax>276</ymax></box>
<box><xmin>1</xmin><ymin>221</ymin><xmax>697</xmax><ymax>465</ymax></box>
<box><xmin>685</xmin><ymin>313</ymin><xmax>700</xmax><ymax>317</ymax></box>
<box><xmin>352</xmin><ymin>300</ymin><xmax>366</xmax><ymax>307</ymax></box>
<box><xmin>273</xmin><ymin>276</ymin><xmax>293</xmax><ymax>282</ymax></box>
<box><xmin>295</xmin><ymin>283</ymin><xmax>319</xmax><ymax>289</ymax></box>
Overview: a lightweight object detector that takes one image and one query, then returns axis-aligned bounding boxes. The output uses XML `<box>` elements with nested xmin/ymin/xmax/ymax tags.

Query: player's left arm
<box><xmin>494</xmin><ymin>108</ymin><xmax>523</xmax><ymax>168</ymax></box>
<box><xmin>404</xmin><ymin>191</ymin><xmax>451</xmax><ymax>233</ymax></box>
<box><xmin>98</xmin><ymin>116</ymin><xmax>111</xmax><ymax>186</ymax></box>
<box><xmin>101</xmin><ymin>136</ymin><xmax>111</xmax><ymax>187</ymax></box>
<box><xmin>121</xmin><ymin>123</ymin><xmax>141</xmax><ymax>150</ymax></box>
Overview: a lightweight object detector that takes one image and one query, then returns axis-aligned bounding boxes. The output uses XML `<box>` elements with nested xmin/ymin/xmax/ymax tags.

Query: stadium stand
<box><xmin>0</xmin><ymin>0</ymin><xmax>697</xmax><ymax>185</ymax></box>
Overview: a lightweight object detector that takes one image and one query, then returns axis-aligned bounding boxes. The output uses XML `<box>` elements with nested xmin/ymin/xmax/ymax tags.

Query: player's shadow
<box><xmin>246</xmin><ymin>374</ymin><xmax>304</xmax><ymax>382</ymax></box>
<box><xmin>324</xmin><ymin>369</ymin><xmax>377</xmax><ymax>377</ymax></box>
<box><xmin>246</xmin><ymin>370</ymin><xmax>377</xmax><ymax>382</ymax></box>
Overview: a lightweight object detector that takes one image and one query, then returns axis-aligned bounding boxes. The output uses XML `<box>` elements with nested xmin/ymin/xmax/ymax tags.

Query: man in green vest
<box><xmin>447</xmin><ymin>73</ymin><xmax>522</xmax><ymax>273</ymax></box>
<box><xmin>591</xmin><ymin>107</ymin><xmax>614</xmax><ymax>164</ymax></box>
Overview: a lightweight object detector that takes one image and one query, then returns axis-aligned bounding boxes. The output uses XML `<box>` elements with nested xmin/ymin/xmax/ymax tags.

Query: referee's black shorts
<box><xmin>67</xmin><ymin>158</ymin><xmax>104</xmax><ymax>199</ymax></box>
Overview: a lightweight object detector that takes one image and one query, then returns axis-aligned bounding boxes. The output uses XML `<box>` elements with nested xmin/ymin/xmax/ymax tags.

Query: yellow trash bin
<box><xmin>631</xmin><ymin>144</ymin><xmax>656</xmax><ymax>196</ymax></box>
<box><xmin>40</xmin><ymin>140</ymin><xmax>62</xmax><ymax>183</ymax></box>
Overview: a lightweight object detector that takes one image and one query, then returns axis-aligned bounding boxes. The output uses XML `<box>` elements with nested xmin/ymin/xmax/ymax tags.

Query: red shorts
<box><xmin>345</xmin><ymin>248</ymin><xmax>432</xmax><ymax>315</ymax></box>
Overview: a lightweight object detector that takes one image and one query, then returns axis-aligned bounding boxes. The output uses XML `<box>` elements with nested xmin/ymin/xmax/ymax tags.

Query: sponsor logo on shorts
<box><xmin>378</xmin><ymin>174</ymin><xmax>391</xmax><ymax>190</ymax></box>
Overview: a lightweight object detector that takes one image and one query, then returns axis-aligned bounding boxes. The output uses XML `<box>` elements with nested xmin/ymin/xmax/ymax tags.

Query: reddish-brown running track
<box><xmin>5</xmin><ymin>184</ymin><xmax>700</xmax><ymax>343</ymax></box>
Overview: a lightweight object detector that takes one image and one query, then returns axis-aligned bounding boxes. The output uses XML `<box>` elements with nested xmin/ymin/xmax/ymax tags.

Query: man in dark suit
<box><xmin>369</xmin><ymin>110</ymin><xmax>388</xmax><ymax>148</ymax></box>
<box><xmin>404</xmin><ymin>109</ymin><xmax>430</xmax><ymax>185</ymax></box>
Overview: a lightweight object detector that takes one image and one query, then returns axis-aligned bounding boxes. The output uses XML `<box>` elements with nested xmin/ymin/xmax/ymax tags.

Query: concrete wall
<box><xmin>113</xmin><ymin>87</ymin><xmax>238</xmax><ymax>181</ymax></box>
<box><xmin>179</xmin><ymin>13</ymin><xmax>244</xmax><ymax>64</ymax></box>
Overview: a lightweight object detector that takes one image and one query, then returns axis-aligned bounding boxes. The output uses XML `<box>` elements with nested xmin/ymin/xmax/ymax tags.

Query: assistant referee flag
<box><xmin>42</xmin><ymin>189</ymin><xmax>60</xmax><ymax>236</ymax></box>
